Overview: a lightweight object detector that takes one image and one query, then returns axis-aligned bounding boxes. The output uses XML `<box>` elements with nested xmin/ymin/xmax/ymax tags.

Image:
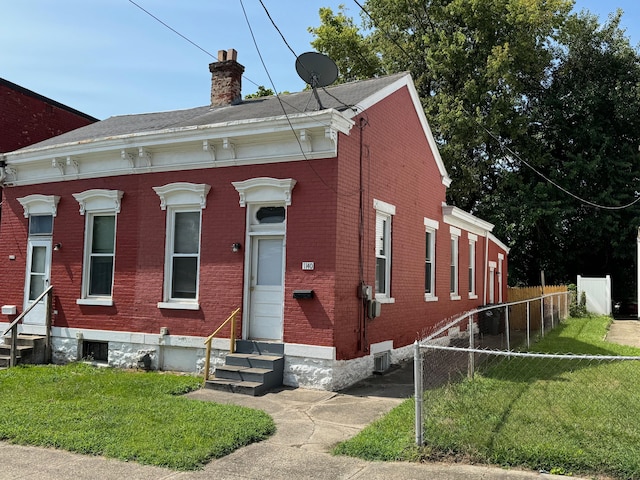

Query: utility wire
<box><xmin>127</xmin><ymin>0</ymin><xmax>262</xmax><ymax>89</ymax></box>
<box><xmin>479</xmin><ymin>123</ymin><xmax>640</xmax><ymax>210</ymax></box>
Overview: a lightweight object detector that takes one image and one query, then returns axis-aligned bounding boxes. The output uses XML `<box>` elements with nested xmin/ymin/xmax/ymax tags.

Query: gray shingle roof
<box><xmin>19</xmin><ymin>72</ymin><xmax>409</xmax><ymax>152</ymax></box>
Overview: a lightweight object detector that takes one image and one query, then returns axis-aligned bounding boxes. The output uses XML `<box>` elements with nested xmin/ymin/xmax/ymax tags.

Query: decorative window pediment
<box><xmin>17</xmin><ymin>194</ymin><xmax>61</xmax><ymax>218</ymax></box>
<box><xmin>73</xmin><ymin>189</ymin><xmax>124</xmax><ymax>215</ymax></box>
<box><xmin>232</xmin><ymin>177</ymin><xmax>296</xmax><ymax>207</ymax></box>
<box><xmin>152</xmin><ymin>182</ymin><xmax>211</xmax><ymax>210</ymax></box>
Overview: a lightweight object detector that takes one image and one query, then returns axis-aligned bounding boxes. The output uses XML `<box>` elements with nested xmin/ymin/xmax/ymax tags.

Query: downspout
<box><xmin>483</xmin><ymin>231</ymin><xmax>489</xmax><ymax>305</ymax></box>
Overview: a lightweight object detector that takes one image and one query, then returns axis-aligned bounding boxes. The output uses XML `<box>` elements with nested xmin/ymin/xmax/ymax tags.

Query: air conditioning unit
<box><xmin>373</xmin><ymin>351</ymin><xmax>390</xmax><ymax>374</ymax></box>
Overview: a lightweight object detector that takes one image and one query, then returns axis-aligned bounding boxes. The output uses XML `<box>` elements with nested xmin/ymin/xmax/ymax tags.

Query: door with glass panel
<box><xmin>248</xmin><ymin>236</ymin><xmax>284</xmax><ymax>341</ymax></box>
<box><xmin>23</xmin><ymin>239</ymin><xmax>52</xmax><ymax>325</ymax></box>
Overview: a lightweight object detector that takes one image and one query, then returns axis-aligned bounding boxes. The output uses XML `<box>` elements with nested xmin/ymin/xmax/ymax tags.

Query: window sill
<box><xmin>450</xmin><ymin>295</ymin><xmax>461</xmax><ymax>301</ymax></box>
<box><xmin>424</xmin><ymin>295</ymin><xmax>439</xmax><ymax>302</ymax></box>
<box><xmin>468</xmin><ymin>294</ymin><xmax>478</xmax><ymax>300</ymax></box>
<box><xmin>157</xmin><ymin>302</ymin><xmax>200</xmax><ymax>311</ymax></box>
<box><xmin>376</xmin><ymin>297</ymin><xmax>395</xmax><ymax>304</ymax></box>
<box><xmin>76</xmin><ymin>298</ymin><xmax>113</xmax><ymax>307</ymax></box>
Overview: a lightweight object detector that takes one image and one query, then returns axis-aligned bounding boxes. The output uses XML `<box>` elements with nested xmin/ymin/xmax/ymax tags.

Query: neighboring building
<box><xmin>0</xmin><ymin>77</ymin><xmax>98</xmax><ymax>153</ymax></box>
<box><xmin>0</xmin><ymin>50</ymin><xmax>508</xmax><ymax>390</ymax></box>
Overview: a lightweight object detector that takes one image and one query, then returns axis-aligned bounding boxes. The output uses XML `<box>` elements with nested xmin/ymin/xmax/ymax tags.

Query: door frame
<box><xmin>23</xmin><ymin>237</ymin><xmax>53</xmax><ymax>326</ymax></box>
<box><xmin>245</xmin><ymin>234</ymin><xmax>285</xmax><ymax>341</ymax></box>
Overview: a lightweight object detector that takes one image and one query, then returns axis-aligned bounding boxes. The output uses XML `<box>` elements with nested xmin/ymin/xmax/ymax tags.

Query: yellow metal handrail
<box><xmin>203</xmin><ymin>307</ymin><xmax>240</xmax><ymax>383</ymax></box>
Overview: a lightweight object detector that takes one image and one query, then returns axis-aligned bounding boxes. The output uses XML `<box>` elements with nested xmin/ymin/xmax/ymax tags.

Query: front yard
<box><xmin>0</xmin><ymin>363</ymin><xmax>274</xmax><ymax>470</ymax></box>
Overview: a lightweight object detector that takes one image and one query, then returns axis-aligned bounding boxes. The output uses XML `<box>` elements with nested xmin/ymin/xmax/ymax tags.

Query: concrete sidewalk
<box><xmin>0</xmin><ymin>360</ymin><xmax>577</xmax><ymax>480</ymax></box>
<box><xmin>607</xmin><ymin>318</ymin><xmax>640</xmax><ymax>348</ymax></box>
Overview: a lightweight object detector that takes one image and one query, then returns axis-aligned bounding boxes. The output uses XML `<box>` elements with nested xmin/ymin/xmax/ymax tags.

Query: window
<box><xmin>374</xmin><ymin>199</ymin><xmax>395</xmax><ymax>303</ymax></box>
<box><xmin>87</xmin><ymin>214</ymin><xmax>116</xmax><ymax>296</ymax></box>
<box><xmin>73</xmin><ymin>189</ymin><xmax>123</xmax><ymax>306</ymax></box>
<box><xmin>424</xmin><ymin>217</ymin><xmax>439</xmax><ymax>301</ymax></box>
<box><xmin>468</xmin><ymin>234</ymin><xmax>477</xmax><ymax>299</ymax></box>
<box><xmin>29</xmin><ymin>215</ymin><xmax>53</xmax><ymax>235</ymax></box>
<box><xmin>450</xmin><ymin>227</ymin><xmax>460</xmax><ymax>300</ymax></box>
<box><xmin>153</xmin><ymin>182</ymin><xmax>210</xmax><ymax>310</ymax></box>
<box><xmin>169</xmin><ymin>210</ymin><xmax>201</xmax><ymax>299</ymax></box>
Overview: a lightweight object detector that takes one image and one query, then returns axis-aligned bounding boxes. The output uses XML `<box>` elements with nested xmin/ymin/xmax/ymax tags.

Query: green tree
<box><xmin>245</xmin><ymin>86</ymin><xmax>275</xmax><ymax>99</ymax></box>
<box><xmin>499</xmin><ymin>11</ymin><xmax>640</xmax><ymax>292</ymax></box>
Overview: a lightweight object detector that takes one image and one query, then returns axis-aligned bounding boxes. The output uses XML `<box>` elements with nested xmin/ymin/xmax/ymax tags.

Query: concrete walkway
<box><xmin>2</xmin><ymin>319</ymin><xmax>635</xmax><ymax>478</ymax></box>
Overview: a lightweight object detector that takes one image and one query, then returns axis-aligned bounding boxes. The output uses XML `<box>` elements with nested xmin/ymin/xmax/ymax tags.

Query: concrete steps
<box><xmin>204</xmin><ymin>340</ymin><xmax>284</xmax><ymax>396</ymax></box>
<box><xmin>0</xmin><ymin>335</ymin><xmax>47</xmax><ymax>368</ymax></box>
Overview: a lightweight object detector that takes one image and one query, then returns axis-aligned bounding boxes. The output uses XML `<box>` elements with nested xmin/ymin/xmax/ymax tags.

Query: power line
<box><xmin>127</xmin><ymin>0</ymin><xmax>262</xmax><ymax>89</ymax></box>
<box><xmin>479</xmin><ymin>122</ymin><xmax>640</xmax><ymax>210</ymax></box>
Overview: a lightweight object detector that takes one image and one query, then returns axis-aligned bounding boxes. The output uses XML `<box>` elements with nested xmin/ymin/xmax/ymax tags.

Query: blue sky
<box><xmin>1</xmin><ymin>0</ymin><xmax>638</xmax><ymax>120</ymax></box>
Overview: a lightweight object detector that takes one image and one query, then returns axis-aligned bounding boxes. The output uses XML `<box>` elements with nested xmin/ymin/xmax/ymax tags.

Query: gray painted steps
<box><xmin>204</xmin><ymin>341</ymin><xmax>284</xmax><ymax>396</ymax></box>
<box><xmin>0</xmin><ymin>335</ymin><xmax>47</xmax><ymax>368</ymax></box>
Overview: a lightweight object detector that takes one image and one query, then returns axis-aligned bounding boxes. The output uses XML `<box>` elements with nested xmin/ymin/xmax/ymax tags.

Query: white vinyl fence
<box><xmin>577</xmin><ymin>275</ymin><xmax>611</xmax><ymax>315</ymax></box>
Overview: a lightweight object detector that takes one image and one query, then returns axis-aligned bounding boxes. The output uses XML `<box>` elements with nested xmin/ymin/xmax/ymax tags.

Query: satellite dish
<box><xmin>296</xmin><ymin>52</ymin><xmax>338</xmax><ymax>88</ymax></box>
<box><xmin>295</xmin><ymin>52</ymin><xmax>338</xmax><ymax>109</ymax></box>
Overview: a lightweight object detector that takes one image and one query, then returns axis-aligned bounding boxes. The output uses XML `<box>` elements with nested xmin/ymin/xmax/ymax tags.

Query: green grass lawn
<box><xmin>335</xmin><ymin>316</ymin><xmax>640</xmax><ymax>479</ymax></box>
<box><xmin>0</xmin><ymin>363</ymin><xmax>275</xmax><ymax>470</ymax></box>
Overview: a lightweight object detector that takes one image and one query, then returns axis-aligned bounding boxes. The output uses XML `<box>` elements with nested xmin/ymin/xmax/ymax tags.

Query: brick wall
<box><xmin>0</xmin><ymin>79</ymin><xmax>97</xmax><ymax>152</ymax></box>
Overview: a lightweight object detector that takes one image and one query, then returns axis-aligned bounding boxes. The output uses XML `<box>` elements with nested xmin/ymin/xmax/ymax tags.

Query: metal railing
<box><xmin>2</xmin><ymin>285</ymin><xmax>54</xmax><ymax>367</ymax></box>
<box><xmin>202</xmin><ymin>307</ymin><xmax>240</xmax><ymax>384</ymax></box>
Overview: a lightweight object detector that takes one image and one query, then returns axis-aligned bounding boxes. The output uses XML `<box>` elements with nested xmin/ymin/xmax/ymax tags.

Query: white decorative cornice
<box><xmin>152</xmin><ymin>182</ymin><xmax>211</xmax><ymax>210</ymax></box>
<box><xmin>2</xmin><ymin>110</ymin><xmax>353</xmax><ymax>187</ymax></box>
<box><xmin>72</xmin><ymin>189</ymin><xmax>124</xmax><ymax>215</ymax></box>
<box><xmin>232</xmin><ymin>177</ymin><xmax>297</xmax><ymax>207</ymax></box>
<box><xmin>442</xmin><ymin>205</ymin><xmax>494</xmax><ymax>234</ymax></box>
<box><xmin>17</xmin><ymin>194</ymin><xmax>61</xmax><ymax>218</ymax></box>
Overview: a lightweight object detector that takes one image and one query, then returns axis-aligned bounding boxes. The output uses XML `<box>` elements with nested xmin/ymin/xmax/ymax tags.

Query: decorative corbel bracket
<box><xmin>299</xmin><ymin>129</ymin><xmax>312</xmax><ymax>153</ymax></box>
<box><xmin>66</xmin><ymin>156</ymin><xmax>79</xmax><ymax>175</ymax></box>
<box><xmin>203</xmin><ymin>140</ymin><xmax>216</xmax><ymax>161</ymax></box>
<box><xmin>325</xmin><ymin>127</ymin><xmax>337</xmax><ymax>146</ymax></box>
<box><xmin>51</xmin><ymin>158</ymin><xmax>65</xmax><ymax>175</ymax></box>
<box><xmin>121</xmin><ymin>149</ymin><xmax>136</xmax><ymax>168</ymax></box>
<box><xmin>222</xmin><ymin>138</ymin><xmax>236</xmax><ymax>159</ymax></box>
<box><xmin>139</xmin><ymin>148</ymin><xmax>152</xmax><ymax>168</ymax></box>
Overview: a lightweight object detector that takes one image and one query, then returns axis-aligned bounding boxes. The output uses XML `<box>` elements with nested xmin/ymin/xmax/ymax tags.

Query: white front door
<box><xmin>249</xmin><ymin>236</ymin><xmax>284</xmax><ymax>341</ymax></box>
<box><xmin>23</xmin><ymin>239</ymin><xmax>52</xmax><ymax>325</ymax></box>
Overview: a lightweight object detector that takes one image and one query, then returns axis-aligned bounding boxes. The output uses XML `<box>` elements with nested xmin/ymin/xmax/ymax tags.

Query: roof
<box><xmin>2</xmin><ymin>72</ymin><xmax>451</xmax><ymax>188</ymax></box>
<box><xmin>18</xmin><ymin>73</ymin><xmax>409</xmax><ymax>152</ymax></box>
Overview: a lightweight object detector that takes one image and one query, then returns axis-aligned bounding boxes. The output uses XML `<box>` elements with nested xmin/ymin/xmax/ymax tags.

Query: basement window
<box><xmin>83</xmin><ymin>340</ymin><xmax>108</xmax><ymax>363</ymax></box>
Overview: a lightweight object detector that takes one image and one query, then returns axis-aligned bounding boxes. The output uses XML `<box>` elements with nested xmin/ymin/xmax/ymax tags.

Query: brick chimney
<box><xmin>209</xmin><ymin>49</ymin><xmax>244</xmax><ymax>107</ymax></box>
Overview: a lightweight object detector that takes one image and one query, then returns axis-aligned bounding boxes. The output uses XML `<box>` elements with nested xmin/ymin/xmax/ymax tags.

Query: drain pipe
<box><xmin>483</xmin><ymin>231</ymin><xmax>489</xmax><ymax>305</ymax></box>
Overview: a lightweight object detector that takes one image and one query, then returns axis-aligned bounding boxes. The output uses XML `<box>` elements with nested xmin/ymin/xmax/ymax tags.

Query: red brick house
<box><xmin>0</xmin><ymin>50</ymin><xmax>508</xmax><ymax>390</ymax></box>
<box><xmin>0</xmin><ymin>77</ymin><xmax>98</xmax><ymax>153</ymax></box>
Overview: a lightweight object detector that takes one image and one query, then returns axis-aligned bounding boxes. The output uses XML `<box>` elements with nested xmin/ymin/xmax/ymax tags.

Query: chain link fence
<box><xmin>413</xmin><ymin>293</ymin><xmax>640</xmax><ymax>478</ymax></box>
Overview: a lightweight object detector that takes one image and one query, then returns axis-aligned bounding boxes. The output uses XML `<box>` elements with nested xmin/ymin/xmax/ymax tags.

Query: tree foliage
<box><xmin>308</xmin><ymin>2</ymin><xmax>640</xmax><ymax>296</ymax></box>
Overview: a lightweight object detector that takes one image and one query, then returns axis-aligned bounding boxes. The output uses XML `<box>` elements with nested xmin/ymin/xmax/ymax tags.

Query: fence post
<box><xmin>468</xmin><ymin>314</ymin><xmax>475</xmax><ymax>379</ymax></box>
<box><xmin>505</xmin><ymin>305</ymin><xmax>510</xmax><ymax>350</ymax></box>
<box><xmin>526</xmin><ymin>300</ymin><xmax>531</xmax><ymax>348</ymax></box>
<box><xmin>414</xmin><ymin>340</ymin><xmax>423</xmax><ymax>446</ymax></box>
<box><xmin>541</xmin><ymin>297</ymin><xmax>545</xmax><ymax>337</ymax></box>
<box><xmin>550</xmin><ymin>295</ymin><xmax>555</xmax><ymax>328</ymax></box>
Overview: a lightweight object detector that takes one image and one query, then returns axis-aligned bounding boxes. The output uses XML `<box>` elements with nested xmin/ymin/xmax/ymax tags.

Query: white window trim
<box><xmin>73</xmin><ymin>189</ymin><xmax>123</xmax><ymax>307</ymax></box>
<box><xmin>153</xmin><ymin>183</ymin><xmax>210</xmax><ymax>310</ymax></box>
<box><xmin>374</xmin><ymin>199</ymin><xmax>395</xmax><ymax>303</ymax></box>
<box><xmin>17</xmin><ymin>194</ymin><xmax>60</xmax><ymax>218</ymax></box>
<box><xmin>468</xmin><ymin>233</ymin><xmax>477</xmax><ymax>299</ymax></box>
<box><xmin>424</xmin><ymin>217</ymin><xmax>439</xmax><ymax>302</ymax></box>
<box><xmin>498</xmin><ymin>253</ymin><xmax>504</xmax><ymax>303</ymax></box>
<box><xmin>450</xmin><ymin>227</ymin><xmax>460</xmax><ymax>300</ymax></box>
